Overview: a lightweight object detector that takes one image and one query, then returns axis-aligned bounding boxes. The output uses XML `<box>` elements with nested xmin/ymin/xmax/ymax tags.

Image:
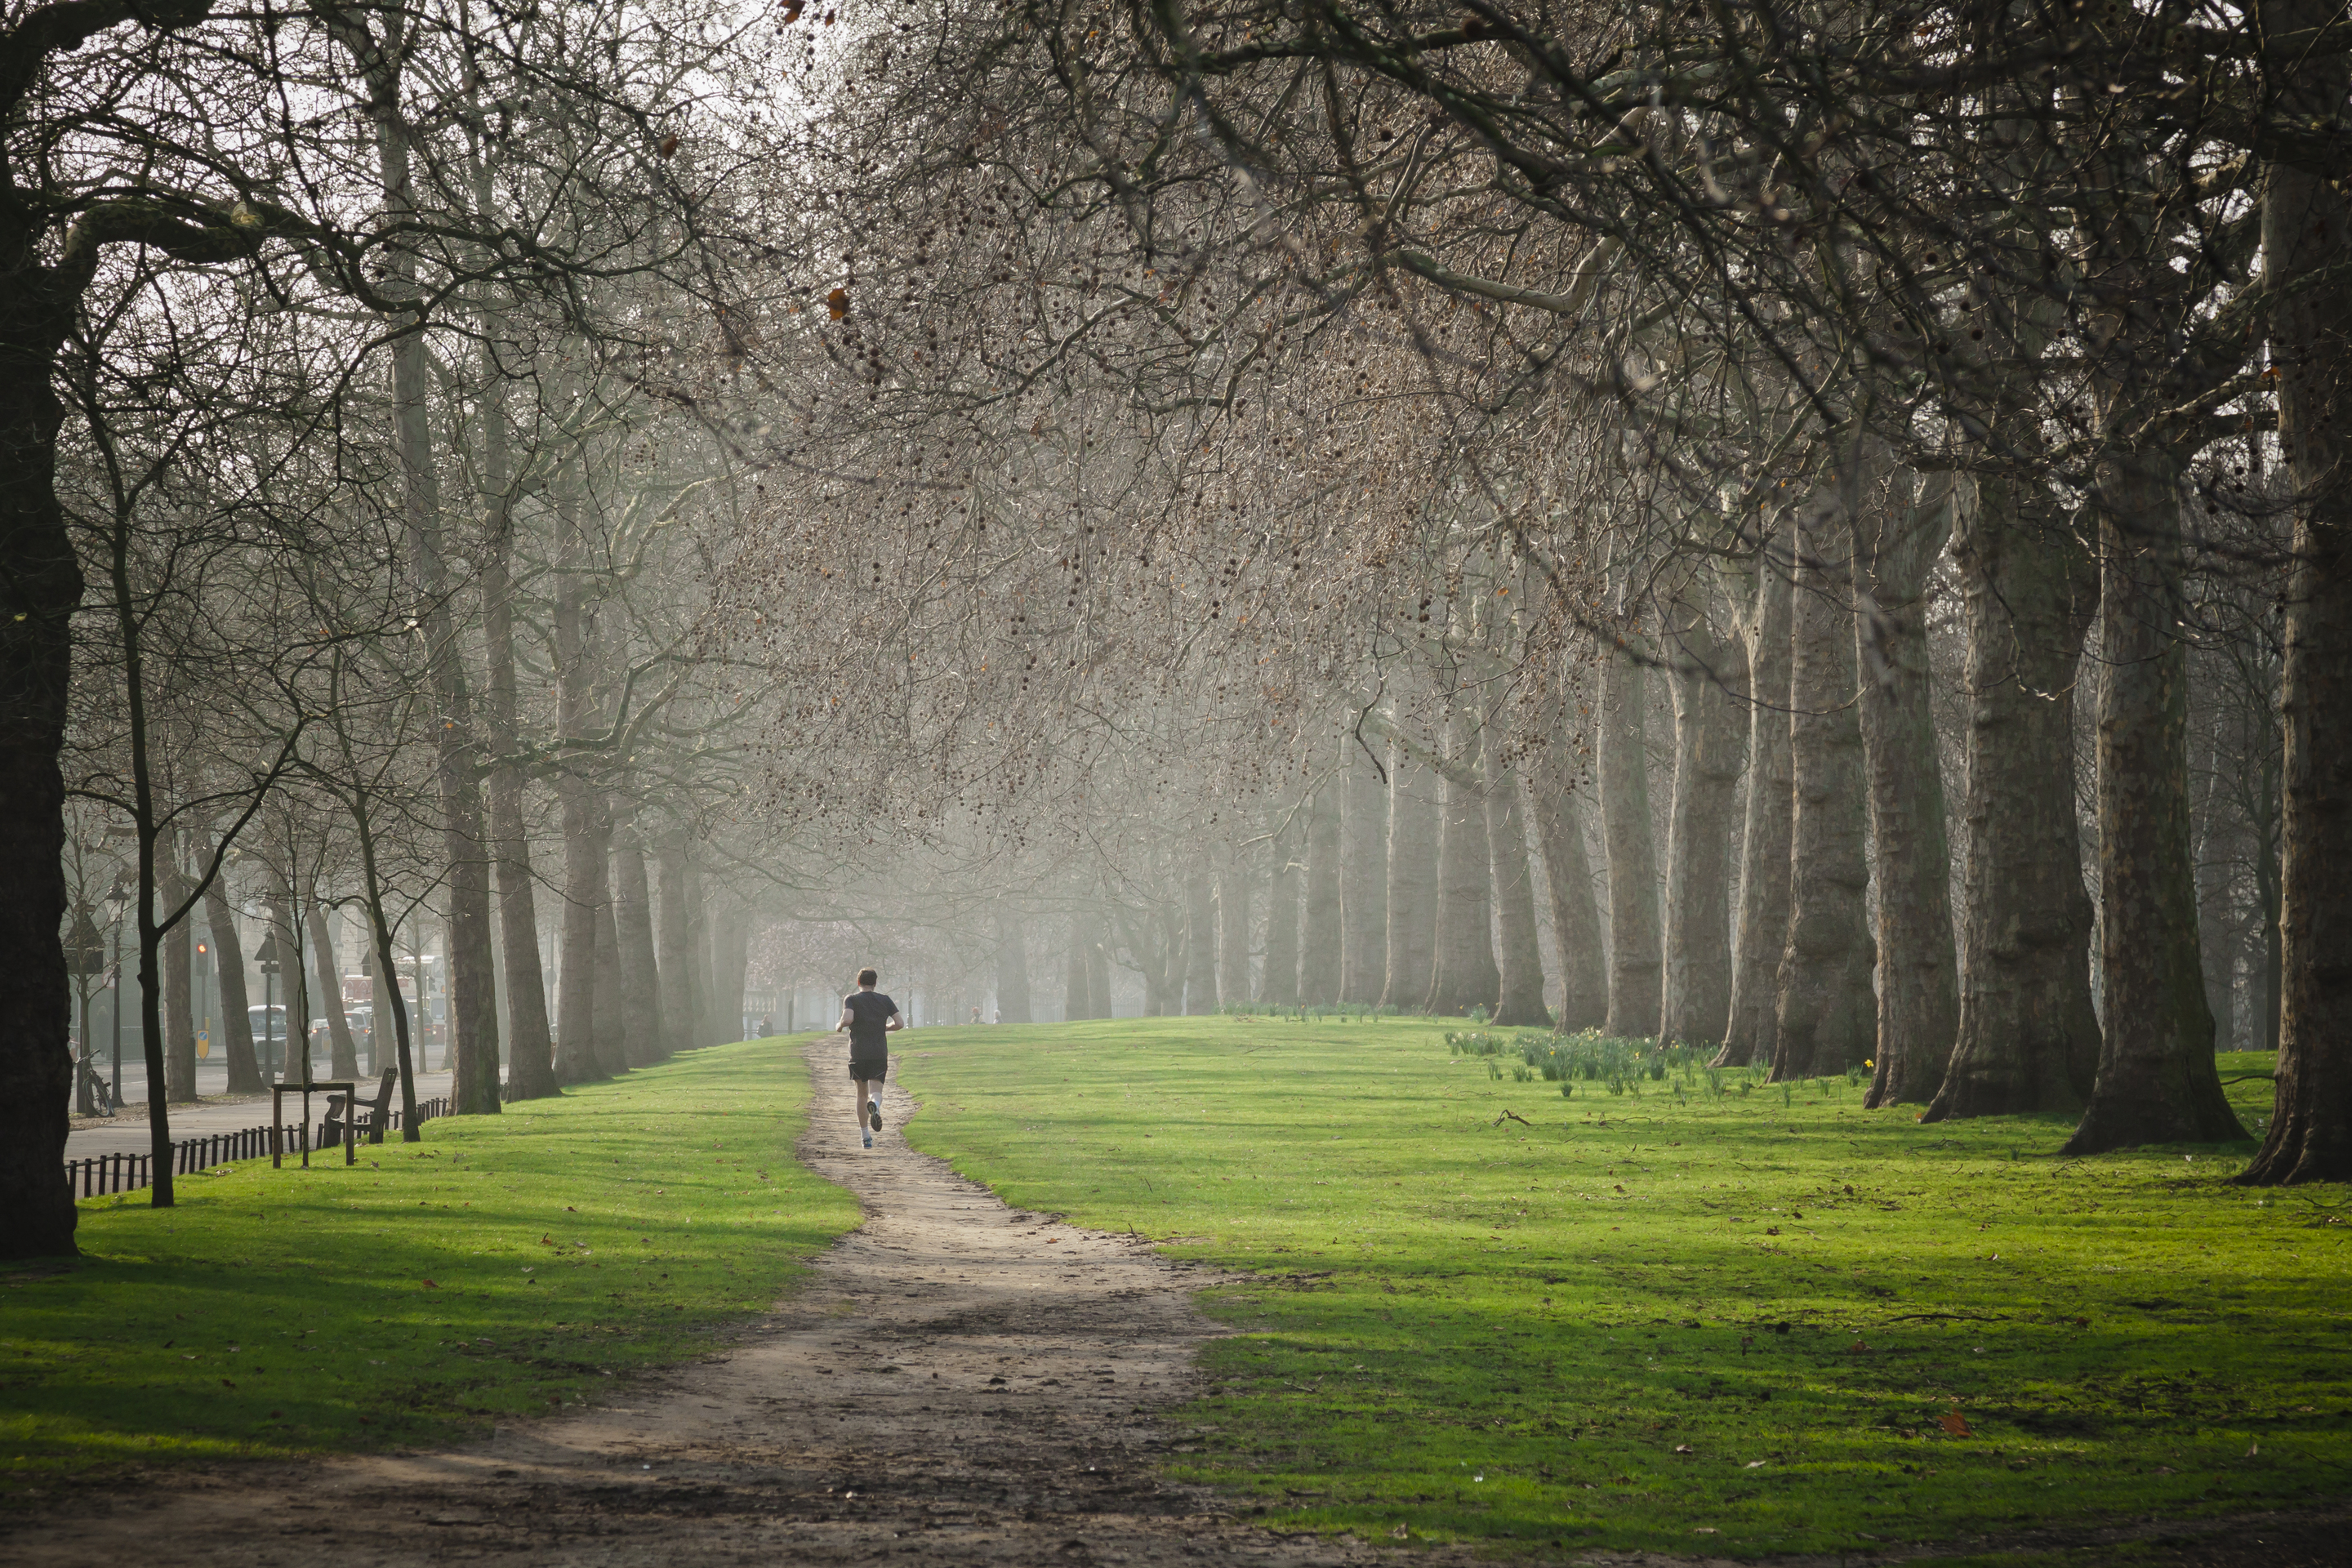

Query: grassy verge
<box><xmin>2</xmin><ymin>1036</ymin><xmax>858</xmax><ymax>1493</ymax></box>
<box><xmin>893</xmin><ymin>1017</ymin><xmax>2350</xmax><ymax>1560</ymax></box>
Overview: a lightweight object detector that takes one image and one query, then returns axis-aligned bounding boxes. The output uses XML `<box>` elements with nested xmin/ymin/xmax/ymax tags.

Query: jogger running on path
<box><xmin>838</xmin><ymin>968</ymin><xmax>904</xmax><ymax>1149</ymax></box>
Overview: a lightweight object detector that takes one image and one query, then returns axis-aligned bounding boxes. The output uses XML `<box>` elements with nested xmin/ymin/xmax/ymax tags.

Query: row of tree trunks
<box><xmin>1486</xmin><ymin>746</ymin><xmax>1552</xmax><ymax>1027</ymax></box>
<box><xmin>1529</xmin><ymin>719</ymin><xmax>1606</xmax><ymax>1031</ymax></box>
<box><xmin>204</xmin><ymin>879</ymin><xmax>264</xmax><ymax>1094</ymax></box>
<box><xmin>1217</xmin><ymin>862</ymin><xmax>1253</xmax><ymax>1005</ymax></box>
<box><xmin>995</xmin><ymin>913</ymin><xmax>1033</xmax><ymax>1024</ymax></box>
<box><xmin>1260</xmin><ymin>801</ymin><xmax>1302</xmax><ymax>1006</ymax></box>
<box><xmin>1065</xmin><ymin>915</ymin><xmax>1097</xmax><ymax>1019</ymax></box>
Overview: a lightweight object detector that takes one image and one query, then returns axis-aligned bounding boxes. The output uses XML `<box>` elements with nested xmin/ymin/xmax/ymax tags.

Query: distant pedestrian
<box><xmin>837</xmin><ymin>969</ymin><xmax>902</xmax><ymax>1149</ymax></box>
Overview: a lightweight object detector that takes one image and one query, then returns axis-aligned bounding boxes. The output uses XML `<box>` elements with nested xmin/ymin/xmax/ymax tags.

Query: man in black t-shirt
<box><xmin>837</xmin><ymin>968</ymin><xmax>903</xmax><ymax>1149</ymax></box>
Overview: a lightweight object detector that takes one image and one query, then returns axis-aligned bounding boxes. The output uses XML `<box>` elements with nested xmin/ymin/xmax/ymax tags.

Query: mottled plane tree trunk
<box><xmin>1528</xmin><ymin>715</ymin><xmax>1606</xmax><ymax>1031</ymax></box>
<box><xmin>203</xmin><ymin>878</ymin><xmax>262</xmax><ymax>1094</ymax></box>
<box><xmin>1217</xmin><ymin>853</ymin><xmax>1253</xmax><ymax>1005</ymax></box>
<box><xmin>2065</xmin><ymin>452</ymin><xmax>2243</xmax><ymax>1152</ymax></box>
<box><xmin>1064</xmin><ymin>913</ymin><xmax>1096</xmax><ymax>1020</ymax></box>
<box><xmin>1659</xmin><ymin>585</ymin><xmax>1747</xmax><ymax>1047</ymax></box>
<box><xmin>1858</xmin><ymin>474</ymin><xmax>1959</xmax><ymax>1107</ymax></box>
<box><xmin>1718</xmin><ymin>552</ymin><xmax>1793</xmax><ymax>1068</ymax></box>
<box><xmin>612</xmin><ymin>812</ymin><xmax>665</xmax><ymax>1066</ymax></box>
<box><xmin>1774</xmin><ymin>497</ymin><xmax>1876</xmax><ymax>1080</ymax></box>
<box><xmin>655</xmin><ymin>831</ymin><xmax>697</xmax><ymax>1059</ymax></box>
<box><xmin>1486</xmin><ymin>761</ymin><xmax>1552</xmax><ymax>1027</ymax></box>
<box><xmin>1597</xmin><ymin>648</ymin><xmax>1661</xmax><ymax>1038</ymax></box>
<box><xmin>2240</xmin><ymin>35</ymin><xmax>2352</xmax><ymax>1178</ymax></box>
<box><xmin>1923</xmin><ymin>477</ymin><xmax>2102</xmax><ymax>1120</ymax></box>
<box><xmin>309</xmin><ymin>906</ymin><xmax>359</xmax><ymax>1079</ymax></box>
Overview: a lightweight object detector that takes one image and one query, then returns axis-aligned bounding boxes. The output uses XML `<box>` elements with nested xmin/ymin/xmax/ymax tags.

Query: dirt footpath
<box><xmin>4</xmin><ymin>1040</ymin><xmax>1417</xmax><ymax>1568</ymax></box>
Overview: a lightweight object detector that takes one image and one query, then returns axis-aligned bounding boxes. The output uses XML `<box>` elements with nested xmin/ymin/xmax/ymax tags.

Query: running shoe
<box><xmin>868</xmin><ymin>1098</ymin><xmax>883</xmax><ymax>1133</ymax></box>
<box><xmin>862</xmin><ymin>1129</ymin><xmax>874</xmax><ymax>1149</ymax></box>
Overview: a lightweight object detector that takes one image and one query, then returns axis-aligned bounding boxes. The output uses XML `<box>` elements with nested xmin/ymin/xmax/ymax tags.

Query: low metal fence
<box><xmin>64</xmin><ymin>1095</ymin><xmax>452</xmax><ymax>1198</ymax></box>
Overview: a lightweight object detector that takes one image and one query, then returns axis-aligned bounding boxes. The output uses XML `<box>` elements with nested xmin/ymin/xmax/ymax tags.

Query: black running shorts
<box><xmin>849</xmin><ymin>1054</ymin><xmax>888</xmax><ymax>1082</ymax></box>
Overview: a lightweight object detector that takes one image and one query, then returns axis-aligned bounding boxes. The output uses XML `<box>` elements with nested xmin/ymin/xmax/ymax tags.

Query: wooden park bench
<box><xmin>320</xmin><ymin>1067</ymin><xmax>399</xmax><ymax>1149</ymax></box>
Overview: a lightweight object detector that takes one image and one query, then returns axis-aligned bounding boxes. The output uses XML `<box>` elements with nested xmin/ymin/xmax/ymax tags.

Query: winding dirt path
<box><xmin>4</xmin><ymin>1040</ymin><xmax>1409</xmax><ymax>1568</ymax></box>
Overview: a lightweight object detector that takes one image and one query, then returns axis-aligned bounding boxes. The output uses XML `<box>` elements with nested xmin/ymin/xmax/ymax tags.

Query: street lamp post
<box><xmin>103</xmin><ymin>872</ymin><xmax>132</xmax><ymax>1104</ymax></box>
<box><xmin>256</xmin><ymin>932</ymin><xmax>285</xmax><ymax>1079</ymax></box>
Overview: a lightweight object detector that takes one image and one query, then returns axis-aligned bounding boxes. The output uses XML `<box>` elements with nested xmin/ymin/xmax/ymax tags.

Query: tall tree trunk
<box><xmin>1426</xmin><ymin>716</ymin><xmax>1502</xmax><ymax>1016</ymax></box>
<box><xmin>1923</xmin><ymin>478</ymin><xmax>2102</xmax><ymax>1120</ymax></box>
<box><xmin>612</xmin><ymin>814</ymin><xmax>665</xmax><ymax>1066</ymax></box>
<box><xmin>1720</xmin><ymin>556</ymin><xmax>1794</xmax><ymax>1067</ymax></box>
<box><xmin>1183</xmin><ymin>872</ymin><xmax>1218</xmax><ymax>1013</ymax></box>
<box><xmin>1261</xmin><ymin>804</ymin><xmax>1301</xmax><ymax>1005</ymax></box>
<box><xmin>0</xmin><ymin>261</ymin><xmax>82</xmax><ymax>1252</ymax></box>
<box><xmin>1217</xmin><ymin>857</ymin><xmax>1252</xmax><ymax>1006</ymax></box>
<box><xmin>2235</xmin><ymin>20</ymin><xmax>2352</xmax><ymax>1182</ymax></box>
<box><xmin>2066</xmin><ymin>458</ymin><xmax>2244</xmax><ymax>1152</ymax></box>
<box><xmin>308</xmin><ymin>906</ymin><xmax>359</xmax><ymax>1079</ymax></box>
<box><xmin>477</xmin><ymin>358</ymin><xmax>555</xmax><ymax>1102</ymax></box>
<box><xmin>654</xmin><ymin>831</ymin><xmax>696</xmax><ymax>1059</ymax></box>
<box><xmin>1486</xmin><ymin>764</ymin><xmax>1552</xmax><ymax>1027</ymax></box>
<box><xmin>591</xmin><ymin>877</ymin><xmax>630</xmax><ymax>1076</ymax></box>
<box><xmin>205</xmin><ymin>878</ymin><xmax>261</xmax><ymax>1094</ymax></box>
<box><xmin>1298</xmin><ymin>777</ymin><xmax>1343</xmax><ymax>1004</ymax></box>
<box><xmin>1773</xmin><ymin>499</ymin><xmax>1877</xmax><ymax>1080</ymax></box>
<box><xmin>1529</xmin><ymin>733</ymin><xmax>1606</xmax><ymax>1031</ymax></box>
<box><xmin>1659</xmin><ymin>599</ymin><xmax>1747</xmax><ymax>1046</ymax></box>
<box><xmin>684</xmin><ymin>861</ymin><xmax>714</xmax><ymax>1047</ymax></box>
<box><xmin>995</xmin><ymin>912</ymin><xmax>1032</xmax><ymax>1023</ymax></box>
<box><xmin>1379</xmin><ymin>739</ymin><xmax>1440</xmax><ymax>1012</ymax></box>
<box><xmin>553</xmin><ymin>795</ymin><xmax>606</xmax><ymax>1085</ymax></box>
<box><xmin>1858</xmin><ymin>477</ymin><xmax>1961</xmax><ymax>1107</ymax></box>
<box><xmin>164</xmin><ymin>849</ymin><xmax>196</xmax><ymax>1102</ymax></box>
<box><xmin>1598</xmin><ymin>649</ymin><xmax>1662</xmax><ymax>1036</ymax></box>
<box><xmin>1339</xmin><ymin>742</ymin><xmax>1388</xmax><ymax>1003</ymax></box>
<box><xmin>1064</xmin><ymin>913</ymin><xmax>1095</xmax><ymax>1020</ymax></box>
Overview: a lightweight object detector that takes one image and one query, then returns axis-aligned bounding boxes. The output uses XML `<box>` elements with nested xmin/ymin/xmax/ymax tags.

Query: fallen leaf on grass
<box><xmin>1745</xmin><ymin>1460</ymin><xmax>1766</xmax><ymax>1468</ymax></box>
<box><xmin>1939</xmin><ymin>1406</ymin><xmax>1972</xmax><ymax>1437</ymax></box>
<box><xmin>1673</xmin><ymin>1444</ymin><xmax>1694</xmax><ymax>1454</ymax></box>
<box><xmin>1389</xmin><ymin>1525</ymin><xmax>1409</xmax><ymax>1539</ymax></box>
<box><xmin>220</xmin><ymin>1379</ymin><xmax>236</xmax><ymax>1388</ymax></box>
<box><xmin>421</xmin><ymin>1280</ymin><xmax>439</xmax><ymax>1289</ymax></box>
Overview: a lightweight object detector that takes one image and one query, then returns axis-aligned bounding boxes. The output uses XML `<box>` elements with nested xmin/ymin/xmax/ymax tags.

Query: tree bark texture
<box><xmin>2237</xmin><ymin>16</ymin><xmax>2352</xmax><ymax>1182</ymax></box>
<box><xmin>1857</xmin><ymin>479</ymin><xmax>1961</xmax><ymax>1107</ymax></box>
<box><xmin>308</xmin><ymin>906</ymin><xmax>359</xmax><ymax>1079</ymax></box>
<box><xmin>995</xmin><ymin>914</ymin><xmax>1032</xmax><ymax>1023</ymax></box>
<box><xmin>1183</xmin><ymin>872</ymin><xmax>1218</xmax><ymax>1013</ymax></box>
<box><xmin>654</xmin><ymin>832</ymin><xmax>696</xmax><ymax>1059</ymax></box>
<box><xmin>1425</xmin><ymin>716</ymin><xmax>1502</xmax><ymax>1017</ymax></box>
<box><xmin>164</xmin><ymin>855</ymin><xmax>196</xmax><ymax>1102</ymax></box>
<box><xmin>710</xmin><ymin>903</ymin><xmax>751</xmax><ymax>1045</ymax></box>
<box><xmin>478</xmin><ymin>396</ymin><xmax>555</xmax><ymax>1100</ymax></box>
<box><xmin>591</xmin><ymin>882</ymin><xmax>630</xmax><ymax>1076</ymax></box>
<box><xmin>684</xmin><ymin>862</ymin><xmax>715</xmax><ymax>1047</ymax></box>
<box><xmin>1298</xmin><ymin>778</ymin><xmax>1343</xmax><ymax>1004</ymax></box>
<box><xmin>1773</xmin><ymin>501</ymin><xmax>1877</xmax><ymax>1080</ymax></box>
<box><xmin>1261</xmin><ymin>805</ymin><xmax>1301</xmax><ymax>1005</ymax></box>
<box><xmin>1339</xmin><ymin>743</ymin><xmax>1388</xmax><ymax>1003</ymax></box>
<box><xmin>1659</xmin><ymin>603</ymin><xmax>1747</xmax><ymax>1046</ymax></box>
<box><xmin>1379</xmin><ymin>740</ymin><xmax>1440</xmax><ymax>1011</ymax></box>
<box><xmin>1486</xmin><ymin>764</ymin><xmax>1552</xmax><ymax>1027</ymax></box>
<box><xmin>1529</xmin><ymin>737</ymin><xmax>1607</xmax><ymax>1031</ymax></box>
<box><xmin>1088</xmin><ymin>942</ymin><xmax>1112</xmax><ymax>1020</ymax></box>
<box><xmin>1720</xmin><ymin>558</ymin><xmax>1794</xmax><ymax>1067</ymax></box>
<box><xmin>2065</xmin><ymin>460</ymin><xmax>2244</xmax><ymax>1152</ymax></box>
<box><xmin>1923</xmin><ymin>477</ymin><xmax>2102</xmax><ymax>1120</ymax></box>
<box><xmin>204</xmin><ymin>879</ymin><xmax>262</xmax><ymax>1094</ymax></box>
<box><xmin>554</xmin><ymin>788</ymin><xmax>607</xmax><ymax>1085</ymax></box>
<box><xmin>1598</xmin><ymin>650</ymin><xmax>1661</xmax><ymax>1036</ymax></box>
<box><xmin>612</xmin><ymin>817</ymin><xmax>665</xmax><ymax>1066</ymax></box>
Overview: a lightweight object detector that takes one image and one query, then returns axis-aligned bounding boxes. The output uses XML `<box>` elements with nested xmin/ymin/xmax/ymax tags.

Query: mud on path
<box><xmin>4</xmin><ymin>1039</ymin><xmax>1419</xmax><ymax>1568</ymax></box>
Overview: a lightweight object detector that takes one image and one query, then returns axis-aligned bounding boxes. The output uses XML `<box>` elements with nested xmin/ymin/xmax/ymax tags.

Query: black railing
<box><xmin>64</xmin><ymin>1095</ymin><xmax>452</xmax><ymax>1199</ymax></box>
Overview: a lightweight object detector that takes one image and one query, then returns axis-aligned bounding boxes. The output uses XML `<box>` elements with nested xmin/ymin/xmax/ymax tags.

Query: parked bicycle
<box><xmin>76</xmin><ymin>1052</ymin><xmax>114</xmax><ymax>1117</ymax></box>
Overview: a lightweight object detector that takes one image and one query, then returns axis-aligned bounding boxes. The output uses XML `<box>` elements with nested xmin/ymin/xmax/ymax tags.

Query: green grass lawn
<box><xmin>893</xmin><ymin>1017</ymin><xmax>2350</xmax><ymax>1560</ymax></box>
<box><xmin>2</xmin><ymin>1036</ymin><xmax>859</xmax><ymax>1493</ymax></box>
